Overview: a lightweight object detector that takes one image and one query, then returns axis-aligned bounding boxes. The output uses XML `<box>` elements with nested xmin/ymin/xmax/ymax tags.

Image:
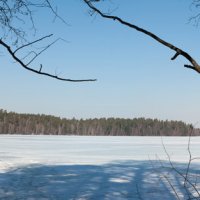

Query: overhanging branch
<box><xmin>84</xmin><ymin>0</ymin><xmax>200</xmax><ymax>74</ymax></box>
<box><xmin>0</xmin><ymin>37</ymin><xmax>96</xmax><ymax>82</ymax></box>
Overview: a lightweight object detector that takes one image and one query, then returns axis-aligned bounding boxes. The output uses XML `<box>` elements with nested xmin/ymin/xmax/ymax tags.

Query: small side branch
<box><xmin>171</xmin><ymin>52</ymin><xmax>180</xmax><ymax>60</ymax></box>
<box><xmin>26</xmin><ymin>38</ymin><xmax>59</xmax><ymax>66</ymax></box>
<box><xmin>39</xmin><ymin>64</ymin><xmax>42</xmax><ymax>72</ymax></box>
<box><xmin>184</xmin><ymin>64</ymin><xmax>200</xmax><ymax>74</ymax></box>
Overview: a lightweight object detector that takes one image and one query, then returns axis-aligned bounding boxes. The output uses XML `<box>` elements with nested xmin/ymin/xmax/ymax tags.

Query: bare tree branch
<box><xmin>0</xmin><ymin>38</ymin><xmax>96</xmax><ymax>82</ymax></box>
<box><xmin>84</xmin><ymin>0</ymin><xmax>200</xmax><ymax>74</ymax></box>
<box><xmin>161</xmin><ymin>137</ymin><xmax>200</xmax><ymax>197</ymax></box>
<box><xmin>184</xmin><ymin>127</ymin><xmax>193</xmax><ymax>187</ymax></box>
<box><xmin>26</xmin><ymin>37</ymin><xmax>59</xmax><ymax>66</ymax></box>
<box><xmin>45</xmin><ymin>0</ymin><xmax>70</xmax><ymax>26</ymax></box>
<box><xmin>149</xmin><ymin>157</ymin><xmax>181</xmax><ymax>200</ymax></box>
<box><xmin>13</xmin><ymin>34</ymin><xmax>53</xmax><ymax>54</ymax></box>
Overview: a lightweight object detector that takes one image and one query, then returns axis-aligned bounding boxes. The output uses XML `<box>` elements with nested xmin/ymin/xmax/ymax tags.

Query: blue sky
<box><xmin>0</xmin><ymin>0</ymin><xmax>200</xmax><ymax>125</ymax></box>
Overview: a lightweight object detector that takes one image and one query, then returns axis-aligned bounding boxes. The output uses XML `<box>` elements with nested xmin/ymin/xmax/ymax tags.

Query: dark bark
<box><xmin>84</xmin><ymin>0</ymin><xmax>200</xmax><ymax>74</ymax></box>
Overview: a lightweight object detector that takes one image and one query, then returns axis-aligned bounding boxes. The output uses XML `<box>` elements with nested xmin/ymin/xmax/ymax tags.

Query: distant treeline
<box><xmin>0</xmin><ymin>109</ymin><xmax>198</xmax><ymax>136</ymax></box>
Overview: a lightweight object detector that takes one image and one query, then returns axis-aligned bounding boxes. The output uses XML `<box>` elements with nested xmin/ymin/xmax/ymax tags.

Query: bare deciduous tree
<box><xmin>0</xmin><ymin>0</ymin><xmax>96</xmax><ymax>82</ymax></box>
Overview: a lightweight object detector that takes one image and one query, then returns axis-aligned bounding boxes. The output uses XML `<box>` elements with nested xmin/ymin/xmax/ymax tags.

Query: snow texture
<box><xmin>0</xmin><ymin>135</ymin><xmax>200</xmax><ymax>200</ymax></box>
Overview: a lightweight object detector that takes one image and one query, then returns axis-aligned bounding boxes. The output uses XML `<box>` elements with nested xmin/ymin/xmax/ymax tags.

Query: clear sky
<box><xmin>0</xmin><ymin>0</ymin><xmax>200</xmax><ymax>125</ymax></box>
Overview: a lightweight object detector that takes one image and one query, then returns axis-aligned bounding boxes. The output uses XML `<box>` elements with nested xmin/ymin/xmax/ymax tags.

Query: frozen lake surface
<box><xmin>0</xmin><ymin>135</ymin><xmax>200</xmax><ymax>199</ymax></box>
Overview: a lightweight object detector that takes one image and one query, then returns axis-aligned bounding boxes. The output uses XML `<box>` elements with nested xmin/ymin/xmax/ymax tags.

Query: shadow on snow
<box><xmin>0</xmin><ymin>160</ymin><xmax>200</xmax><ymax>200</ymax></box>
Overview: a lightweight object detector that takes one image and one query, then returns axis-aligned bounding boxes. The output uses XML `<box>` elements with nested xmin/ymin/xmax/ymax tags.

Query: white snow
<box><xmin>0</xmin><ymin>135</ymin><xmax>200</xmax><ymax>199</ymax></box>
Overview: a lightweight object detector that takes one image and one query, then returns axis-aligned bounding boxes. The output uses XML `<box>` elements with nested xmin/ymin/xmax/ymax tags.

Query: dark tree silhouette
<box><xmin>0</xmin><ymin>0</ymin><xmax>96</xmax><ymax>82</ymax></box>
<box><xmin>0</xmin><ymin>109</ymin><xmax>197</xmax><ymax>136</ymax></box>
<box><xmin>84</xmin><ymin>0</ymin><xmax>200</xmax><ymax>74</ymax></box>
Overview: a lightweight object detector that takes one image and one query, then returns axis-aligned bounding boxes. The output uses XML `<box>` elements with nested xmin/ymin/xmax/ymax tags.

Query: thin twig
<box><xmin>149</xmin><ymin>157</ymin><xmax>181</xmax><ymax>200</ymax></box>
<box><xmin>184</xmin><ymin>127</ymin><xmax>193</xmax><ymax>187</ymax></box>
<box><xmin>161</xmin><ymin>137</ymin><xmax>200</xmax><ymax>198</ymax></box>
<box><xmin>45</xmin><ymin>0</ymin><xmax>70</xmax><ymax>26</ymax></box>
<box><xmin>13</xmin><ymin>34</ymin><xmax>53</xmax><ymax>54</ymax></box>
<box><xmin>26</xmin><ymin>38</ymin><xmax>59</xmax><ymax>66</ymax></box>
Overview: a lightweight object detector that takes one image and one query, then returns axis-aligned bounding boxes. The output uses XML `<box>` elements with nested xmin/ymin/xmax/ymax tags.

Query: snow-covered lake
<box><xmin>0</xmin><ymin>135</ymin><xmax>200</xmax><ymax>200</ymax></box>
